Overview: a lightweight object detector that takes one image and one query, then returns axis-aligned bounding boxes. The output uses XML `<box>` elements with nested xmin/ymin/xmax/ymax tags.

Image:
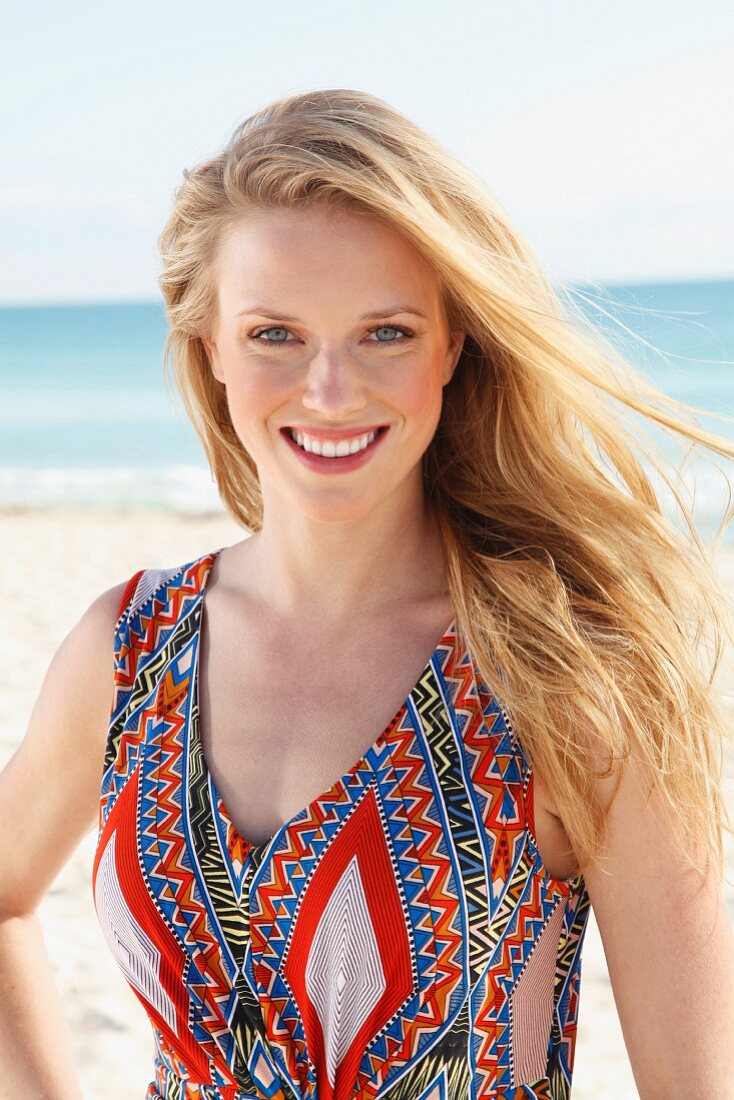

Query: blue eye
<box><xmin>250</xmin><ymin>327</ymin><xmax>293</xmax><ymax>343</ymax></box>
<box><xmin>368</xmin><ymin>325</ymin><xmax>413</xmax><ymax>343</ymax></box>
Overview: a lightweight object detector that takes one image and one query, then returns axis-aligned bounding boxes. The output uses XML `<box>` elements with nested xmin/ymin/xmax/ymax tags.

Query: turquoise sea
<box><xmin>0</xmin><ymin>278</ymin><xmax>732</xmax><ymax>539</ymax></box>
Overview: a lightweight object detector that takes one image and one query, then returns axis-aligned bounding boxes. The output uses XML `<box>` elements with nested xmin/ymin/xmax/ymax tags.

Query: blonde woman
<box><xmin>2</xmin><ymin>89</ymin><xmax>734</xmax><ymax>1099</ymax></box>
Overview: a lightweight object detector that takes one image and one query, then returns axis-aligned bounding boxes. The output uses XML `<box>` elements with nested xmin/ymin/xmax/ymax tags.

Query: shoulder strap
<box><xmin>116</xmin><ymin>569</ymin><xmax>145</xmax><ymax>621</ymax></box>
<box><xmin>115</xmin><ymin>564</ymin><xmax>186</xmax><ymax>629</ymax></box>
<box><xmin>99</xmin><ymin>560</ymin><xmax>192</xmax><ymax>830</ymax></box>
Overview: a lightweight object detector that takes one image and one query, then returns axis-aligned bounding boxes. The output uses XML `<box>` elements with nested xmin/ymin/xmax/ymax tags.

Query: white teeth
<box><xmin>291</xmin><ymin>429</ymin><xmax>378</xmax><ymax>457</ymax></box>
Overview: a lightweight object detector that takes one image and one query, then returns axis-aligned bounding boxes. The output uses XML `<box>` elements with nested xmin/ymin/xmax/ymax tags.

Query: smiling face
<box><xmin>203</xmin><ymin>203</ymin><xmax>464</xmax><ymax>523</ymax></box>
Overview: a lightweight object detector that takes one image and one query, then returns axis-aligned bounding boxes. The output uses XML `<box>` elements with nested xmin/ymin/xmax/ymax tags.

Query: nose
<box><xmin>300</xmin><ymin>347</ymin><xmax>367</xmax><ymax>419</ymax></box>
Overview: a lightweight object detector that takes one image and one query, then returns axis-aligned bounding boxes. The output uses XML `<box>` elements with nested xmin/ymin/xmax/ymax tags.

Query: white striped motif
<box><xmin>94</xmin><ymin>829</ymin><xmax>177</xmax><ymax>1032</ymax></box>
<box><xmin>509</xmin><ymin>896</ymin><xmax>567</xmax><ymax>1084</ymax></box>
<box><xmin>305</xmin><ymin>854</ymin><xmax>387</xmax><ymax>1087</ymax></box>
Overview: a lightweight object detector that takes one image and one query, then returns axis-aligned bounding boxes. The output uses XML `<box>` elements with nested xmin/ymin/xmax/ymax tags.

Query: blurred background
<box><xmin>1</xmin><ymin>2</ymin><xmax>732</xmax><ymax>1096</ymax></box>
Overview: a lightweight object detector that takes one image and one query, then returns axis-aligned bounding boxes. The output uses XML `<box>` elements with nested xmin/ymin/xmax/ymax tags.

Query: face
<box><xmin>203</xmin><ymin>204</ymin><xmax>464</xmax><ymax>523</ymax></box>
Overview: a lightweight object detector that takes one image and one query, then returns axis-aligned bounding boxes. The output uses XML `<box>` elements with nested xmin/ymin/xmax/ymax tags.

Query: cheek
<box><xmin>223</xmin><ymin>360</ymin><xmax>291</xmax><ymax>428</ymax></box>
<box><xmin>390</xmin><ymin>359</ymin><xmax>446</xmax><ymax>426</ymax></box>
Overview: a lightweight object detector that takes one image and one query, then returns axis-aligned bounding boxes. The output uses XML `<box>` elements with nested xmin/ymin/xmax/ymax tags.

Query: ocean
<box><xmin>0</xmin><ymin>278</ymin><xmax>732</xmax><ymax>540</ymax></box>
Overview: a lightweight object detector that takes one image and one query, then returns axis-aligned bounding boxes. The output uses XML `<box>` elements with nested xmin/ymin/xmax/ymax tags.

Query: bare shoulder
<box><xmin>39</xmin><ymin>578</ymin><xmax>132</xmax><ymax>760</ymax></box>
<box><xmin>0</xmin><ymin>577</ymin><xmax>131</xmax><ymax>917</ymax></box>
<box><xmin>58</xmin><ymin>579</ymin><xmax>132</xmax><ymax>712</ymax></box>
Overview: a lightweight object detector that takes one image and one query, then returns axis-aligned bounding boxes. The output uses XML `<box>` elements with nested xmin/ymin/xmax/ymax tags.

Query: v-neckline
<box><xmin>189</xmin><ymin>546</ymin><xmax>457</xmax><ymax>856</ymax></box>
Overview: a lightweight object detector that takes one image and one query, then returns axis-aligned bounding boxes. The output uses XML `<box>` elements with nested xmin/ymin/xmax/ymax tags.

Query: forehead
<box><xmin>214</xmin><ymin>205</ymin><xmax>443</xmax><ymax>315</ymax></box>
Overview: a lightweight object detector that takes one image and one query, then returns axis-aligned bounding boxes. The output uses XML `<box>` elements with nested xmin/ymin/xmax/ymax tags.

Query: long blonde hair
<box><xmin>157</xmin><ymin>88</ymin><xmax>734</xmax><ymax>884</ymax></box>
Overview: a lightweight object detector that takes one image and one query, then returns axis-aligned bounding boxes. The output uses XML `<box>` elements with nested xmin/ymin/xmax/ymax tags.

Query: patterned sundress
<box><xmin>91</xmin><ymin>546</ymin><xmax>591</xmax><ymax>1100</ymax></box>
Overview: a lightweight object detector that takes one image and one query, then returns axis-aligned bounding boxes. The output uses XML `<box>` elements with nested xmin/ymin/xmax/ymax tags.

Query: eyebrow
<box><xmin>235</xmin><ymin>304</ymin><xmax>428</xmax><ymax>321</ymax></box>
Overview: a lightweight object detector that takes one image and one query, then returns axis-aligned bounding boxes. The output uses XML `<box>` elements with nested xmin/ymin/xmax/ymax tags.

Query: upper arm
<box><xmin>579</xmin><ymin>750</ymin><xmax>734</xmax><ymax>1096</ymax></box>
<box><xmin>0</xmin><ymin>578</ymin><xmax>131</xmax><ymax>919</ymax></box>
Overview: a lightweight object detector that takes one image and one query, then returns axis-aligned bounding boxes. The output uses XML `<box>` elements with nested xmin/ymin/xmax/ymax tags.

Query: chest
<box><xmin>194</xmin><ymin>589</ymin><xmax>580</xmax><ymax>882</ymax></box>
<box><xmin>196</xmin><ymin>596</ymin><xmax>455</xmax><ymax>849</ymax></box>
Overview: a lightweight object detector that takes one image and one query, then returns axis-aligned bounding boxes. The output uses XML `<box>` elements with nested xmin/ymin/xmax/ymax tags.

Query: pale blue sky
<box><xmin>2</xmin><ymin>0</ymin><xmax>732</xmax><ymax>303</ymax></box>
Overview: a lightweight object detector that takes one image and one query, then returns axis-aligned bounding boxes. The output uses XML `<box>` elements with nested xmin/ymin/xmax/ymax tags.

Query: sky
<box><xmin>1</xmin><ymin>0</ymin><xmax>732</xmax><ymax>304</ymax></box>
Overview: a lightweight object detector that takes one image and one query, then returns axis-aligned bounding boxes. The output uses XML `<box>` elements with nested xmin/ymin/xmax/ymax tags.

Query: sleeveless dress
<box><xmin>91</xmin><ymin>547</ymin><xmax>591</xmax><ymax>1100</ymax></box>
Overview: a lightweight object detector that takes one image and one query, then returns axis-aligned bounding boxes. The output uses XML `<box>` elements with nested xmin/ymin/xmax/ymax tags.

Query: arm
<box><xmin>579</xmin><ymin>746</ymin><xmax>734</xmax><ymax>1098</ymax></box>
<box><xmin>0</xmin><ymin>579</ymin><xmax>129</xmax><ymax>1098</ymax></box>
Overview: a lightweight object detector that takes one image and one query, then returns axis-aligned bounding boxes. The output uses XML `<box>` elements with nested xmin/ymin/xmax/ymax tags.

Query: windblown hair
<box><xmin>158</xmin><ymin>88</ymin><xmax>734</xmax><ymax>885</ymax></box>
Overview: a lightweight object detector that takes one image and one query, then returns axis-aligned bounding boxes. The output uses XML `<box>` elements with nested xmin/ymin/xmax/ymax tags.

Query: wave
<box><xmin>0</xmin><ymin>464</ymin><xmax>223</xmax><ymax>514</ymax></box>
<box><xmin>0</xmin><ymin>457</ymin><xmax>731</xmax><ymax>542</ymax></box>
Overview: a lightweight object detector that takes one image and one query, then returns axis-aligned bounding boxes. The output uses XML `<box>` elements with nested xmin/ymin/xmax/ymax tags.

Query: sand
<box><xmin>1</xmin><ymin>508</ymin><xmax>732</xmax><ymax>1098</ymax></box>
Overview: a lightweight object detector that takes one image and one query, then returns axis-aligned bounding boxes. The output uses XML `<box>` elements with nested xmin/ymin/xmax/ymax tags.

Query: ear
<box><xmin>443</xmin><ymin>329</ymin><xmax>465</xmax><ymax>385</ymax></box>
<box><xmin>202</xmin><ymin>335</ymin><xmax>225</xmax><ymax>385</ymax></box>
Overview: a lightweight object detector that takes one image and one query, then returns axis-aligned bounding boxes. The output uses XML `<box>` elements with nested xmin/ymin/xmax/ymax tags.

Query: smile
<box><xmin>286</xmin><ymin>427</ymin><xmax>380</xmax><ymax>456</ymax></box>
<box><xmin>280</xmin><ymin>425</ymin><xmax>389</xmax><ymax>473</ymax></box>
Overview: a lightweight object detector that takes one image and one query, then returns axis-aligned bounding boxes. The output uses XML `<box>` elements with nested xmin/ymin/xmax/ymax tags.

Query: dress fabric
<box><xmin>92</xmin><ymin>547</ymin><xmax>591</xmax><ymax>1100</ymax></box>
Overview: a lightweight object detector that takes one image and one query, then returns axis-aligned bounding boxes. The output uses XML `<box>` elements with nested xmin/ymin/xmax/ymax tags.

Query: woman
<box><xmin>2</xmin><ymin>89</ymin><xmax>734</xmax><ymax>1098</ymax></box>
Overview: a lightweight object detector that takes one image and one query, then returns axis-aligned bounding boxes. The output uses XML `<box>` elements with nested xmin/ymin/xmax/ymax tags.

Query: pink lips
<box><xmin>281</xmin><ymin>425</ymin><xmax>389</xmax><ymax>474</ymax></box>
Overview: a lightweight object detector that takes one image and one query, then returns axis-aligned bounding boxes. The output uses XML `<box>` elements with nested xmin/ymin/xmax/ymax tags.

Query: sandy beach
<box><xmin>1</xmin><ymin>508</ymin><xmax>732</xmax><ymax>1099</ymax></box>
